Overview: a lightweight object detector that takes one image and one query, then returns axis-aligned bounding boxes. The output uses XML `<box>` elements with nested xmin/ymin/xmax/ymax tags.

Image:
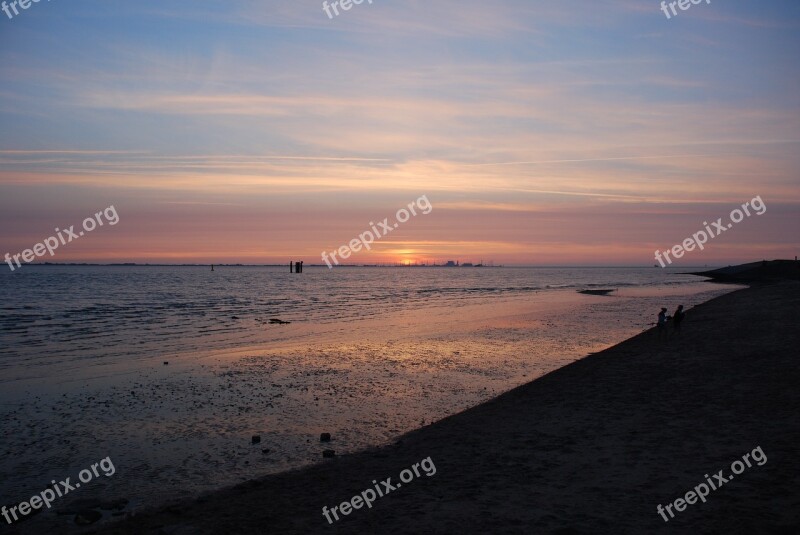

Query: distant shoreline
<box><xmin>12</xmin><ymin>263</ymin><xmax>726</xmax><ymax>268</ymax></box>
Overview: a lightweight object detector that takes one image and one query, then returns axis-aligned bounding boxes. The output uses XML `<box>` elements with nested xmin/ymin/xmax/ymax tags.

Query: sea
<box><xmin>0</xmin><ymin>265</ymin><xmax>740</xmax><ymax>529</ymax></box>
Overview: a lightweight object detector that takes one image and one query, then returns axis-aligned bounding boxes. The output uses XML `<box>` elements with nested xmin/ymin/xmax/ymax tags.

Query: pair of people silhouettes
<box><xmin>657</xmin><ymin>305</ymin><xmax>684</xmax><ymax>339</ymax></box>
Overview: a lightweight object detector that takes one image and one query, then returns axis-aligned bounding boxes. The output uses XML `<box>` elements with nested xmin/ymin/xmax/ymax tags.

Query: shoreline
<box><xmin>86</xmin><ymin>280</ymin><xmax>800</xmax><ymax>534</ymax></box>
<box><xmin>0</xmin><ymin>281</ymin><xmax>733</xmax><ymax>390</ymax></box>
<box><xmin>3</xmin><ymin>282</ymin><xmax>737</xmax><ymax>517</ymax></box>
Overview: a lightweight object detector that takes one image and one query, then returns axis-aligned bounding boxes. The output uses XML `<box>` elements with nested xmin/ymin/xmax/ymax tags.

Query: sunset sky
<box><xmin>1</xmin><ymin>0</ymin><xmax>798</xmax><ymax>266</ymax></box>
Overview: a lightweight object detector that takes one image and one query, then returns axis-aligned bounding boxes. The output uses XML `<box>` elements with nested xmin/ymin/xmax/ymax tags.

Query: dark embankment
<box><xmin>690</xmin><ymin>259</ymin><xmax>800</xmax><ymax>283</ymax></box>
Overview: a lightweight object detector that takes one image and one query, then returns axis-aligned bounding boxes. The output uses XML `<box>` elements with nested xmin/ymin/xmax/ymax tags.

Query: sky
<box><xmin>1</xmin><ymin>0</ymin><xmax>798</xmax><ymax>266</ymax></box>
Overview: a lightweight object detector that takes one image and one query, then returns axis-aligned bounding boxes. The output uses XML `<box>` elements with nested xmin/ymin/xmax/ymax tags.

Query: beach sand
<box><xmin>93</xmin><ymin>280</ymin><xmax>800</xmax><ymax>534</ymax></box>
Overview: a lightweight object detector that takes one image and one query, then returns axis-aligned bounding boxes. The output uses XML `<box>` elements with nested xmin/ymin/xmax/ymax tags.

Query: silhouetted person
<box><xmin>290</xmin><ymin>261</ymin><xmax>293</xmax><ymax>273</ymax></box>
<box><xmin>657</xmin><ymin>307</ymin><xmax>669</xmax><ymax>340</ymax></box>
<box><xmin>672</xmin><ymin>305</ymin><xmax>685</xmax><ymax>333</ymax></box>
<box><xmin>299</xmin><ymin>261</ymin><xmax>304</xmax><ymax>273</ymax></box>
<box><xmin>295</xmin><ymin>261</ymin><xmax>301</xmax><ymax>273</ymax></box>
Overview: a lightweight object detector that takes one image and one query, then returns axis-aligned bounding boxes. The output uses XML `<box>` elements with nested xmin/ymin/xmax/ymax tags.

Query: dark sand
<box><xmin>94</xmin><ymin>281</ymin><xmax>799</xmax><ymax>534</ymax></box>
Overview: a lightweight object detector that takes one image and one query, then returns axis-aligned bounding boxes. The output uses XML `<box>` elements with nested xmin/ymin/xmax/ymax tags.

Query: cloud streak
<box><xmin>0</xmin><ymin>0</ymin><xmax>797</xmax><ymax>265</ymax></box>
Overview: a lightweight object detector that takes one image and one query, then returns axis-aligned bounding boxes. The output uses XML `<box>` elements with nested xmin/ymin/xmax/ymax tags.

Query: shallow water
<box><xmin>0</xmin><ymin>266</ymin><xmax>739</xmax><ymax>530</ymax></box>
<box><xmin>1</xmin><ymin>265</ymin><xmax>716</xmax><ymax>379</ymax></box>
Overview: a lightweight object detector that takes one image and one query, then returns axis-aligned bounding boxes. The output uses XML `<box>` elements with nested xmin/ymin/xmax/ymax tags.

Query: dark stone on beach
<box><xmin>262</xmin><ymin>448</ymin><xmax>271</xmax><ymax>454</ymax></box>
<box><xmin>268</xmin><ymin>318</ymin><xmax>290</xmax><ymax>324</ymax></box>
<box><xmin>251</xmin><ymin>435</ymin><xmax>261</xmax><ymax>444</ymax></box>
<box><xmin>163</xmin><ymin>361</ymin><xmax>169</xmax><ymax>365</ymax></box>
<box><xmin>320</xmin><ymin>433</ymin><xmax>331</xmax><ymax>442</ymax></box>
<box><xmin>578</xmin><ymin>289</ymin><xmax>615</xmax><ymax>296</ymax></box>
<box><xmin>74</xmin><ymin>510</ymin><xmax>102</xmax><ymax>526</ymax></box>
<box><xmin>231</xmin><ymin>316</ymin><xmax>239</xmax><ymax>319</ymax></box>
<box><xmin>323</xmin><ymin>449</ymin><xmax>336</xmax><ymax>458</ymax></box>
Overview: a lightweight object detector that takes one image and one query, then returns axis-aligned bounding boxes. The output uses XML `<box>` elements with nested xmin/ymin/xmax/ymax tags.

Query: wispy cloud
<box><xmin>0</xmin><ymin>0</ymin><xmax>797</xmax><ymax>264</ymax></box>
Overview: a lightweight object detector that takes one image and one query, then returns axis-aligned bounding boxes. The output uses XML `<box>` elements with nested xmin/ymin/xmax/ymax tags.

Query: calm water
<box><xmin>1</xmin><ymin>265</ymin><xmax>709</xmax><ymax>376</ymax></box>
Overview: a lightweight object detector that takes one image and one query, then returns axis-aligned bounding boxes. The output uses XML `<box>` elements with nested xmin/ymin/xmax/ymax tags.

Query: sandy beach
<box><xmin>80</xmin><ymin>280</ymin><xmax>800</xmax><ymax>534</ymax></box>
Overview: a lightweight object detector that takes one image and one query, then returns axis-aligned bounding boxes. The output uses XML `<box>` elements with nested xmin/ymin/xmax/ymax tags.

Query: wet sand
<box><xmin>2</xmin><ymin>283</ymin><xmax>734</xmax><ymax>534</ymax></box>
<box><xmin>93</xmin><ymin>281</ymin><xmax>800</xmax><ymax>534</ymax></box>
